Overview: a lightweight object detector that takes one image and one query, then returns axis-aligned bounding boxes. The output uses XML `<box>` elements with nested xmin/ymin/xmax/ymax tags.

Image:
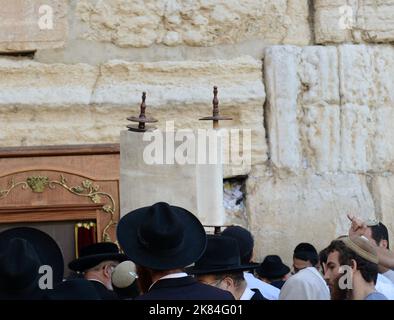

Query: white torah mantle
<box><xmin>120</xmin><ymin>128</ymin><xmax>226</xmax><ymax>226</ymax></box>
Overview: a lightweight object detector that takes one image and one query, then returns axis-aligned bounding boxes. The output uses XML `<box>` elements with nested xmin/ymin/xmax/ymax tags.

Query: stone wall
<box><xmin>1</xmin><ymin>0</ymin><xmax>394</xmax><ymax>265</ymax></box>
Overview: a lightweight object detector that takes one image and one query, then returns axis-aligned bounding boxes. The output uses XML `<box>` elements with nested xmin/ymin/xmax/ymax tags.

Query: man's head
<box><xmin>186</xmin><ymin>235</ymin><xmax>258</xmax><ymax>299</ymax></box>
<box><xmin>196</xmin><ymin>272</ymin><xmax>244</xmax><ymax>299</ymax></box>
<box><xmin>68</xmin><ymin>242</ymin><xmax>127</xmax><ymax>290</ymax></box>
<box><xmin>117</xmin><ymin>202</ymin><xmax>207</xmax><ymax>278</ymax></box>
<box><xmin>318</xmin><ymin>247</ymin><xmax>329</xmax><ymax>275</ymax></box>
<box><xmin>221</xmin><ymin>226</ymin><xmax>254</xmax><ymax>264</ymax></box>
<box><xmin>364</xmin><ymin>222</ymin><xmax>390</xmax><ymax>249</ymax></box>
<box><xmin>84</xmin><ymin>260</ymin><xmax>119</xmax><ymax>290</ymax></box>
<box><xmin>324</xmin><ymin>236</ymin><xmax>379</xmax><ymax>300</ymax></box>
<box><xmin>255</xmin><ymin>255</ymin><xmax>290</xmax><ymax>283</ymax></box>
<box><xmin>0</xmin><ymin>227</ymin><xmax>64</xmax><ymax>300</ymax></box>
<box><xmin>292</xmin><ymin>242</ymin><xmax>319</xmax><ymax>273</ymax></box>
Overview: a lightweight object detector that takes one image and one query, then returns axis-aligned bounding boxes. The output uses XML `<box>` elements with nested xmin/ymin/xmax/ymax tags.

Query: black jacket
<box><xmin>250</xmin><ymin>288</ymin><xmax>268</xmax><ymax>300</ymax></box>
<box><xmin>89</xmin><ymin>280</ymin><xmax>118</xmax><ymax>300</ymax></box>
<box><xmin>136</xmin><ymin>276</ymin><xmax>234</xmax><ymax>300</ymax></box>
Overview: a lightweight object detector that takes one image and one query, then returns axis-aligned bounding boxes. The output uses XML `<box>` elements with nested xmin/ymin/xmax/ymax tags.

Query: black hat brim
<box><xmin>117</xmin><ymin>205</ymin><xmax>207</xmax><ymax>270</ymax></box>
<box><xmin>0</xmin><ymin>227</ymin><xmax>64</xmax><ymax>284</ymax></box>
<box><xmin>0</xmin><ymin>280</ymin><xmax>46</xmax><ymax>300</ymax></box>
<box><xmin>68</xmin><ymin>253</ymin><xmax>128</xmax><ymax>272</ymax></box>
<box><xmin>256</xmin><ymin>265</ymin><xmax>290</xmax><ymax>279</ymax></box>
<box><xmin>186</xmin><ymin>262</ymin><xmax>259</xmax><ymax>275</ymax></box>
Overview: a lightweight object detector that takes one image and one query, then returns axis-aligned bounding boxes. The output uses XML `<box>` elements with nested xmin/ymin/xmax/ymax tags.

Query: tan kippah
<box><xmin>339</xmin><ymin>236</ymin><xmax>378</xmax><ymax>264</ymax></box>
<box><xmin>112</xmin><ymin>260</ymin><xmax>138</xmax><ymax>288</ymax></box>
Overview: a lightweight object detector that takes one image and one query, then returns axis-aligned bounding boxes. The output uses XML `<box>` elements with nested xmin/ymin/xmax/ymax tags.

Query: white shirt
<box><xmin>244</xmin><ymin>272</ymin><xmax>280</xmax><ymax>300</ymax></box>
<box><xmin>279</xmin><ymin>267</ymin><xmax>330</xmax><ymax>300</ymax></box>
<box><xmin>383</xmin><ymin>269</ymin><xmax>394</xmax><ymax>284</ymax></box>
<box><xmin>148</xmin><ymin>272</ymin><xmax>188</xmax><ymax>291</ymax></box>
<box><xmin>376</xmin><ymin>273</ymin><xmax>394</xmax><ymax>300</ymax></box>
<box><xmin>239</xmin><ymin>287</ymin><xmax>255</xmax><ymax>300</ymax></box>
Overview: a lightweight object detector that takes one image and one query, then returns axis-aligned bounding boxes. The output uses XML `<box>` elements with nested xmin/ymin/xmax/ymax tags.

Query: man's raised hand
<box><xmin>347</xmin><ymin>213</ymin><xmax>367</xmax><ymax>237</ymax></box>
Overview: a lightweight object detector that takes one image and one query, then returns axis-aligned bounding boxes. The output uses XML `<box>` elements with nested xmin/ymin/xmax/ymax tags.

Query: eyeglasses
<box><xmin>200</xmin><ymin>278</ymin><xmax>223</xmax><ymax>287</ymax></box>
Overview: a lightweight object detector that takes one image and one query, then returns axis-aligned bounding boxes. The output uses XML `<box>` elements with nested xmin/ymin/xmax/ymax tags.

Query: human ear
<box><xmin>104</xmin><ymin>264</ymin><xmax>113</xmax><ymax>278</ymax></box>
<box><xmin>380</xmin><ymin>240</ymin><xmax>388</xmax><ymax>249</ymax></box>
<box><xmin>222</xmin><ymin>277</ymin><xmax>233</xmax><ymax>290</ymax></box>
<box><xmin>350</xmin><ymin>259</ymin><xmax>357</xmax><ymax>272</ymax></box>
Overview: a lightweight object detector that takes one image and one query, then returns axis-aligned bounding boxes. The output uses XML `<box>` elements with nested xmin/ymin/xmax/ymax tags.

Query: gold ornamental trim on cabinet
<box><xmin>0</xmin><ymin>174</ymin><xmax>116</xmax><ymax>242</ymax></box>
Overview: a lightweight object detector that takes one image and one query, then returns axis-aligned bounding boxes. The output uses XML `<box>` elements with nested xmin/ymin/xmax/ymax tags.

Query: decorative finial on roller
<box><xmin>199</xmin><ymin>86</ymin><xmax>232</xmax><ymax>129</ymax></box>
<box><xmin>127</xmin><ymin>92</ymin><xmax>158</xmax><ymax>132</ymax></box>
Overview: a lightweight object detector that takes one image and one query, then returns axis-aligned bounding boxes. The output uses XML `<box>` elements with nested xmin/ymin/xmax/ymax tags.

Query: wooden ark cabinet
<box><xmin>0</xmin><ymin>144</ymin><xmax>121</xmax><ymax>275</ymax></box>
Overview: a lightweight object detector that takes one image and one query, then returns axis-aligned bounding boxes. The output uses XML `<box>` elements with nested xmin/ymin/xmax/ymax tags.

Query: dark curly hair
<box><xmin>370</xmin><ymin>222</ymin><xmax>390</xmax><ymax>249</ymax></box>
<box><xmin>326</xmin><ymin>240</ymin><xmax>378</xmax><ymax>284</ymax></box>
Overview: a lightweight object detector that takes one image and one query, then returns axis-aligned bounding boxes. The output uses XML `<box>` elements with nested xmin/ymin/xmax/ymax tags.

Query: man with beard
<box><xmin>346</xmin><ymin>215</ymin><xmax>394</xmax><ymax>298</ymax></box>
<box><xmin>348</xmin><ymin>214</ymin><xmax>394</xmax><ymax>270</ymax></box>
<box><xmin>324</xmin><ymin>235</ymin><xmax>387</xmax><ymax>300</ymax></box>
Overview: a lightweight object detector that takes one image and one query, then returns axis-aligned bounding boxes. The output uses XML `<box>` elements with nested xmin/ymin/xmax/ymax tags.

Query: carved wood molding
<box><xmin>0</xmin><ymin>144</ymin><xmax>120</xmax><ymax>158</ymax></box>
<box><xmin>0</xmin><ymin>204</ymin><xmax>101</xmax><ymax>224</ymax></box>
<box><xmin>0</xmin><ymin>174</ymin><xmax>117</xmax><ymax>242</ymax></box>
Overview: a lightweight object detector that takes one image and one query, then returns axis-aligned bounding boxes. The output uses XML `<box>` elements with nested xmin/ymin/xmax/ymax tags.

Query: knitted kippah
<box><xmin>339</xmin><ymin>236</ymin><xmax>378</xmax><ymax>264</ymax></box>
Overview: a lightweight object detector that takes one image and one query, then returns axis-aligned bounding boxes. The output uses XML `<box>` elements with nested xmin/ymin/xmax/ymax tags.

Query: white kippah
<box><xmin>112</xmin><ymin>261</ymin><xmax>138</xmax><ymax>288</ymax></box>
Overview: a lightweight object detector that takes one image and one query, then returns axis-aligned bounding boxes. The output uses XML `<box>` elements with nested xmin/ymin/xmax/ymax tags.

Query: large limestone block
<box><xmin>299</xmin><ymin>46</ymin><xmax>340</xmax><ymax>106</ymax></box>
<box><xmin>246</xmin><ymin>171</ymin><xmax>375</xmax><ymax>265</ymax></box>
<box><xmin>301</xmin><ymin>105</ymin><xmax>340</xmax><ymax>173</ymax></box>
<box><xmin>264</xmin><ymin>46</ymin><xmax>302</xmax><ymax>172</ymax></box>
<box><xmin>371</xmin><ymin>174</ymin><xmax>394</xmax><ymax>242</ymax></box>
<box><xmin>92</xmin><ymin>57</ymin><xmax>264</xmax><ymax>106</ymax></box>
<box><xmin>338</xmin><ymin>103</ymin><xmax>394</xmax><ymax>173</ymax></box>
<box><xmin>340</xmin><ymin>104</ymin><xmax>371</xmax><ymax>172</ymax></box>
<box><xmin>0</xmin><ymin>104</ymin><xmax>108</xmax><ymax>147</ymax></box>
<box><xmin>338</xmin><ymin>45</ymin><xmax>394</xmax><ymax>172</ymax></box>
<box><xmin>339</xmin><ymin>44</ymin><xmax>394</xmax><ymax>107</ymax></box>
<box><xmin>0</xmin><ymin>58</ymin><xmax>98</xmax><ymax>105</ymax></box>
<box><xmin>315</xmin><ymin>0</ymin><xmax>394</xmax><ymax>44</ymax></box>
<box><xmin>373</xmin><ymin>107</ymin><xmax>394</xmax><ymax>171</ymax></box>
<box><xmin>75</xmin><ymin>0</ymin><xmax>311</xmax><ymax>48</ymax></box>
<box><xmin>264</xmin><ymin>45</ymin><xmax>340</xmax><ymax>173</ymax></box>
<box><xmin>0</xmin><ymin>0</ymin><xmax>67</xmax><ymax>52</ymax></box>
<box><xmin>265</xmin><ymin>44</ymin><xmax>394</xmax><ymax>174</ymax></box>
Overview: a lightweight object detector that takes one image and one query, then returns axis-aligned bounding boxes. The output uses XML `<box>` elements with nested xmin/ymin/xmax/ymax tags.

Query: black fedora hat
<box><xmin>46</xmin><ymin>279</ymin><xmax>101</xmax><ymax>300</ymax></box>
<box><xmin>0</xmin><ymin>227</ymin><xmax>64</xmax><ymax>283</ymax></box>
<box><xmin>68</xmin><ymin>242</ymin><xmax>127</xmax><ymax>272</ymax></box>
<box><xmin>117</xmin><ymin>202</ymin><xmax>207</xmax><ymax>270</ymax></box>
<box><xmin>0</xmin><ymin>227</ymin><xmax>64</xmax><ymax>299</ymax></box>
<box><xmin>221</xmin><ymin>226</ymin><xmax>254</xmax><ymax>263</ymax></box>
<box><xmin>0</xmin><ymin>238</ymin><xmax>43</xmax><ymax>300</ymax></box>
<box><xmin>186</xmin><ymin>235</ymin><xmax>259</xmax><ymax>275</ymax></box>
<box><xmin>255</xmin><ymin>255</ymin><xmax>290</xmax><ymax>279</ymax></box>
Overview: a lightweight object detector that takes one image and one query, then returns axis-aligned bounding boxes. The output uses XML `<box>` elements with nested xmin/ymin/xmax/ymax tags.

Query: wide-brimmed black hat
<box><xmin>221</xmin><ymin>226</ymin><xmax>254</xmax><ymax>264</ymax></box>
<box><xmin>117</xmin><ymin>202</ymin><xmax>207</xmax><ymax>270</ymax></box>
<box><xmin>186</xmin><ymin>235</ymin><xmax>259</xmax><ymax>274</ymax></box>
<box><xmin>0</xmin><ymin>227</ymin><xmax>64</xmax><ymax>299</ymax></box>
<box><xmin>255</xmin><ymin>255</ymin><xmax>290</xmax><ymax>279</ymax></box>
<box><xmin>68</xmin><ymin>242</ymin><xmax>127</xmax><ymax>272</ymax></box>
<box><xmin>46</xmin><ymin>279</ymin><xmax>101</xmax><ymax>300</ymax></box>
